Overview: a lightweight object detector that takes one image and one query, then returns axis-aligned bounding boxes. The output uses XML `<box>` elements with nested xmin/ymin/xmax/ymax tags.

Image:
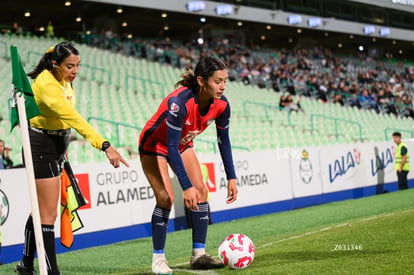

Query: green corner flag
<box><xmin>10</xmin><ymin>46</ymin><xmax>41</xmax><ymax>132</ymax></box>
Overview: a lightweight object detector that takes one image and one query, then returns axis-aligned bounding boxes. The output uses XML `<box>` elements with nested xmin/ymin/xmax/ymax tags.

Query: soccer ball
<box><xmin>218</xmin><ymin>233</ymin><xmax>255</xmax><ymax>270</ymax></box>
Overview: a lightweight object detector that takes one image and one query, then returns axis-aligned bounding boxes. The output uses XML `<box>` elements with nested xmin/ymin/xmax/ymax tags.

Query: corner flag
<box><xmin>10</xmin><ymin>46</ymin><xmax>40</xmax><ymax>131</ymax></box>
<box><xmin>10</xmin><ymin>46</ymin><xmax>47</xmax><ymax>275</ymax></box>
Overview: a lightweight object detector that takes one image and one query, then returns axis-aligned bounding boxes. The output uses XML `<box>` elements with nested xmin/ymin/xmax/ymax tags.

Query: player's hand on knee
<box><xmin>226</xmin><ymin>179</ymin><xmax>238</xmax><ymax>204</ymax></box>
<box><xmin>105</xmin><ymin>146</ymin><xmax>130</xmax><ymax>168</ymax></box>
<box><xmin>183</xmin><ymin>187</ymin><xmax>199</xmax><ymax>210</ymax></box>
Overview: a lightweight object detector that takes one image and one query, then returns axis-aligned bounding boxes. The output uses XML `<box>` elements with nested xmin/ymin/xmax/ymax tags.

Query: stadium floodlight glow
<box><xmin>266</xmin><ymin>25</ymin><xmax>272</xmax><ymax>30</ymax></box>
<box><xmin>127</xmin><ymin>34</ymin><xmax>133</xmax><ymax>39</ymax></box>
<box><xmin>197</xmin><ymin>37</ymin><xmax>204</xmax><ymax>45</ymax></box>
<box><xmin>75</xmin><ymin>15</ymin><xmax>82</xmax><ymax>22</ymax></box>
<box><xmin>64</xmin><ymin>1</ymin><xmax>71</xmax><ymax>7</ymax></box>
<box><xmin>187</xmin><ymin>1</ymin><xmax>206</xmax><ymax>12</ymax></box>
<box><xmin>237</xmin><ymin>21</ymin><xmax>243</xmax><ymax>27</ymax></box>
<box><xmin>121</xmin><ymin>21</ymin><xmax>128</xmax><ymax>27</ymax></box>
<box><xmin>39</xmin><ymin>26</ymin><xmax>45</xmax><ymax>32</ymax></box>
<box><xmin>116</xmin><ymin>7</ymin><xmax>123</xmax><ymax>14</ymax></box>
<box><xmin>358</xmin><ymin>45</ymin><xmax>365</xmax><ymax>52</ymax></box>
<box><xmin>307</xmin><ymin>17</ymin><xmax>321</xmax><ymax>28</ymax></box>
<box><xmin>363</xmin><ymin>25</ymin><xmax>375</xmax><ymax>35</ymax></box>
<box><xmin>161</xmin><ymin>12</ymin><xmax>168</xmax><ymax>18</ymax></box>
<box><xmin>24</xmin><ymin>10</ymin><xmax>31</xmax><ymax>17</ymax></box>
<box><xmin>379</xmin><ymin>27</ymin><xmax>391</xmax><ymax>37</ymax></box>
<box><xmin>215</xmin><ymin>5</ymin><xmax>233</xmax><ymax>16</ymax></box>
<box><xmin>200</xmin><ymin>17</ymin><xmax>206</xmax><ymax>23</ymax></box>
<box><xmin>287</xmin><ymin>15</ymin><xmax>302</xmax><ymax>25</ymax></box>
<box><xmin>163</xmin><ymin>25</ymin><xmax>169</xmax><ymax>31</ymax></box>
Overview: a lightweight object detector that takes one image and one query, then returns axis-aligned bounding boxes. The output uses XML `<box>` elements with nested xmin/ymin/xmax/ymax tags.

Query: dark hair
<box><xmin>393</xmin><ymin>132</ymin><xmax>402</xmax><ymax>137</ymax></box>
<box><xmin>175</xmin><ymin>56</ymin><xmax>226</xmax><ymax>92</ymax></box>
<box><xmin>27</xmin><ymin>41</ymin><xmax>79</xmax><ymax>79</ymax></box>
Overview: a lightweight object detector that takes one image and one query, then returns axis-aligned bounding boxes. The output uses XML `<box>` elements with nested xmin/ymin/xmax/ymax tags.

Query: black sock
<box><xmin>22</xmin><ymin>216</ymin><xmax>36</xmax><ymax>268</ymax></box>
<box><xmin>42</xmin><ymin>224</ymin><xmax>58</xmax><ymax>272</ymax></box>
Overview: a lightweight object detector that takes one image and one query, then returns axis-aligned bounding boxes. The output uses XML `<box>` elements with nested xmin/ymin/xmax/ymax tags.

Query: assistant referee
<box><xmin>15</xmin><ymin>42</ymin><xmax>129</xmax><ymax>275</ymax></box>
<box><xmin>393</xmin><ymin>132</ymin><xmax>410</xmax><ymax>190</ymax></box>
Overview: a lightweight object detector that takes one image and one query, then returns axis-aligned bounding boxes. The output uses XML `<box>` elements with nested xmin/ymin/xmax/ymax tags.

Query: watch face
<box><xmin>102</xmin><ymin>141</ymin><xmax>110</xmax><ymax>150</ymax></box>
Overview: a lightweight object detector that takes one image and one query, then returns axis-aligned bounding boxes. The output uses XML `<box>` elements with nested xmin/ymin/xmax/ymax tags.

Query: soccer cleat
<box><xmin>190</xmin><ymin>254</ymin><xmax>225</xmax><ymax>270</ymax></box>
<box><xmin>152</xmin><ymin>257</ymin><xmax>173</xmax><ymax>275</ymax></box>
<box><xmin>15</xmin><ymin>262</ymin><xmax>36</xmax><ymax>275</ymax></box>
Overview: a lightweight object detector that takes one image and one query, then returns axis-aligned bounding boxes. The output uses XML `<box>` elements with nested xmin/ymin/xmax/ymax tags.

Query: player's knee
<box><xmin>197</xmin><ymin>185</ymin><xmax>208</xmax><ymax>202</ymax></box>
<box><xmin>40</xmin><ymin>211</ymin><xmax>57</xmax><ymax>225</ymax></box>
<box><xmin>157</xmin><ymin>193</ymin><xmax>174</xmax><ymax>209</ymax></box>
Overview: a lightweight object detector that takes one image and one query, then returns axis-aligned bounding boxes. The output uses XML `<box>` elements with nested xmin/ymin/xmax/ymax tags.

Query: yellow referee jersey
<box><xmin>30</xmin><ymin>70</ymin><xmax>105</xmax><ymax>149</ymax></box>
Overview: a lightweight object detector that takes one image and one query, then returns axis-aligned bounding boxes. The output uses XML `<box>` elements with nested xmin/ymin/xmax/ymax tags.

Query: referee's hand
<box><xmin>105</xmin><ymin>146</ymin><xmax>130</xmax><ymax>168</ymax></box>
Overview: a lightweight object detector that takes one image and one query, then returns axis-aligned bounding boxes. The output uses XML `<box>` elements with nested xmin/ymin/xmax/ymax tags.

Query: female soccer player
<box><xmin>15</xmin><ymin>42</ymin><xmax>129</xmax><ymax>275</ymax></box>
<box><xmin>139</xmin><ymin>56</ymin><xmax>238</xmax><ymax>274</ymax></box>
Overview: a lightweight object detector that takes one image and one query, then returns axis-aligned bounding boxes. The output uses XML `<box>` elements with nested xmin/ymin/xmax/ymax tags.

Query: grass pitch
<box><xmin>2</xmin><ymin>189</ymin><xmax>413</xmax><ymax>274</ymax></box>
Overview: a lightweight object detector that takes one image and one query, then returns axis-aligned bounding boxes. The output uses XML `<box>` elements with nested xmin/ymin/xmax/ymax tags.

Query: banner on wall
<box><xmin>319</xmin><ymin>143</ymin><xmax>369</xmax><ymax>193</ymax></box>
<box><xmin>289</xmin><ymin>147</ymin><xmax>322</xmax><ymax>198</ymax></box>
<box><xmin>198</xmin><ymin>151</ymin><xmax>293</xmax><ymax>212</ymax></box>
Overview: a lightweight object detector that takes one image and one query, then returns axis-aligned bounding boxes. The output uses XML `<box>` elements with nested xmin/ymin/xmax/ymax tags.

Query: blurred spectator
<box><xmin>46</xmin><ymin>20</ymin><xmax>54</xmax><ymax>37</ymax></box>
<box><xmin>12</xmin><ymin>22</ymin><xmax>23</xmax><ymax>35</ymax></box>
<box><xmin>279</xmin><ymin>94</ymin><xmax>304</xmax><ymax>113</ymax></box>
<box><xmin>0</xmin><ymin>140</ymin><xmax>13</xmax><ymax>169</ymax></box>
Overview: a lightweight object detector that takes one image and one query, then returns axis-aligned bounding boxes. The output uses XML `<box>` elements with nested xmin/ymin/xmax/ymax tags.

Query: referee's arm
<box><xmin>37</xmin><ymin>82</ymin><xmax>105</xmax><ymax>149</ymax></box>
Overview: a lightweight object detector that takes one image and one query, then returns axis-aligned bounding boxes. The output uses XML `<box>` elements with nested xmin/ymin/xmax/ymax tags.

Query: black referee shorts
<box><xmin>24</xmin><ymin>127</ymin><xmax>70</xmax><ymax>179</ymax></box>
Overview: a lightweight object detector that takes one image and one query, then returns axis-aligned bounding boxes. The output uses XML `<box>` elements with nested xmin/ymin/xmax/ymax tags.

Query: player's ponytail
<box><xmin>175</xmin><ymin>56</ymin><xmax>227</xmax><ymax>92</ymax></box>
<box><xmin>28</xmin><ymin>41</ymin><xmax>79</xmax><ymax>79</ymax></box>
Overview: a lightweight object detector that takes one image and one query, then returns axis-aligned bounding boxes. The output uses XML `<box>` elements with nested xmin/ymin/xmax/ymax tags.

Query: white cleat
<box><xmin>152</xmin><ymin>257</ymin><xmax>173</xmax><ymax>275</ymax></box>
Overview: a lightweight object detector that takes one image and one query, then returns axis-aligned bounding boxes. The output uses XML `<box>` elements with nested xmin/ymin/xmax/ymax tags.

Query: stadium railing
<box><xmin>383</xmin><ymin>127</ymin><xmax>414</xmax><ymax>141</ymax></box>
<box><xmin>310</xmin><ymin>114</ymin><xmax>363</xmax><ymax>142</ymax></box>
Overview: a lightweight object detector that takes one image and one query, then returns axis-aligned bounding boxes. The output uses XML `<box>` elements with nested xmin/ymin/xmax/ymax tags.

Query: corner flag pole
<box><xmin>16</xmin><ymin>94</ymin><xmax>48</xmax><ymax>275</ymax></box>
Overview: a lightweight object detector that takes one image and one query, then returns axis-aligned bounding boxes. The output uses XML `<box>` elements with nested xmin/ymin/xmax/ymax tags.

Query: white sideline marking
<box><xmin>257</xmin><ymin>223</ymin><xmax>350</xmax><ymax>249</ymax></box>
<box><xmin>173</xmin><ymin>268</ymin><xmax>218</xmax><ymax>275</ymax></box>
<box><xmin>257</xmin><ymin>209</ymin><xmax>414</xmax><ymax>250</ymax></box>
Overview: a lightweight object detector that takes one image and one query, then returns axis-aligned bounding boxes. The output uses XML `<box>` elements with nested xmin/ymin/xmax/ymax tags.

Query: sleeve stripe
<box><xmin>216</xmin><ymin>124</ymin><xmax>229</xmax><ymax>130</ymax></box>
<box><xmin>166</xmin><ymin>121</ymin><xmax>182</xmax><ymax>131</ymax></box>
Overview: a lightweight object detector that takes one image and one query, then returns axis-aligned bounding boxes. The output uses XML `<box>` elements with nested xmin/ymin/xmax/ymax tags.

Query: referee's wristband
<box><xmin>101</xmin><ymin>141</ymin><xmax>111</xmax><ymax>152</ymax></box>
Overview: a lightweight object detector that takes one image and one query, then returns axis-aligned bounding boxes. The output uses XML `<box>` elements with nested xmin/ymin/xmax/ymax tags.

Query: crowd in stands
<box><xmin>78</xmin><ymin>31</ymin><xmax>414</xmax><ymax>119</ymax></box>
<box><xmin>3</xmin><ymin>25</ymin><xmax>414</xmax><ymax>119</ymax></box>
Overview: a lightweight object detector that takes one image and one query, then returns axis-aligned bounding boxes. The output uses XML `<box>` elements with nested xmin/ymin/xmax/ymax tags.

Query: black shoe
<box><xmin>15</xmin><ymin>262</ymin><xmax>36</xmax><ymax>275</ymax></box>
<box><xmin>190</xmin><ymin>254</ymin><xmax>224</xmax><ymax>270</ymax></box>
<box><xmin>48</xmin><ymin>271</ymin><xmax>61</xmax><ymax>275</ymax></box>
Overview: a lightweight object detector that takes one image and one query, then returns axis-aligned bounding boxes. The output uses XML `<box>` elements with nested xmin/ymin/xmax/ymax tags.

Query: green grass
<box><xmin>2</xmin><ymin>189</ymin><xmax>414</xmax><ymax>274</ymax></box>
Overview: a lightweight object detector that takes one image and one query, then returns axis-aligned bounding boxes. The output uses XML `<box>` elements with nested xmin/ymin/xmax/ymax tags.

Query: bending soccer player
<box><xmin>139</xmin><ymin>56</ymin><xmax>238</xmax><ymax>274</ymax></box>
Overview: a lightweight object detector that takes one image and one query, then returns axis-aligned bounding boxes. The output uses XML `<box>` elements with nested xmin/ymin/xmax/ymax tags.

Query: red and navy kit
<box><xmin>139</xmin><ymin>86</ymin><xmax>236</xmax><ymax>190</ymax></box>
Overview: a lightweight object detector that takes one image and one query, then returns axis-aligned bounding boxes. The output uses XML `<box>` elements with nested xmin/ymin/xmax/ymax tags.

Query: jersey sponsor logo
<box><xmin>206</xmin><ymin>118</ymin><xmax>215</xmax><ymax>125</ymax></box>
<box><xmin>75</xmin><ymin>173</ymin><xmax>92</xmax><ymax>210</ymax></box>
<box><xmin>180</xmin><ymin>130</ymin><xmax>201</xmax><ymax>145</ymax></box>
<box><xmin>202</xmin><ymin>162</ymin><xmax>217</xmax><ymax>193</ymax></box>
<box><xmin>169</xmin><ymin>102</ymin><xmax>180</xmax><ymax>117</ymax></box>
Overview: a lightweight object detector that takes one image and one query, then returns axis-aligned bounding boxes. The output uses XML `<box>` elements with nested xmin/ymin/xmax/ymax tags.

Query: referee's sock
<box><xmin>191</xmin><ymin>202</ymin><xmax>209</xmax><ymax>257</ymax></box>
<box><xmin>22</xmin><ymin>216</ymin><xmax>36</xmax><ymax>268</ymax></box>
<box><xmin>152</xmin><ymin>206</ymin><xmax>171</xmax><ymax>256</ymax></box>
<box><xmin>42</xmin><ymin>224</ymin><xmax>59</xmax><ymax>272</ymax></box>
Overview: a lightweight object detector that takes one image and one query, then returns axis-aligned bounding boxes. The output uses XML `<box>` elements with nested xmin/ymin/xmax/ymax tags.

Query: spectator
<box><xmin>0</xmin><ymin>139</ymin><xmax>13</xmax><ymax>169</ymax></box>
<box><xmin>46</xmin><ymin>20</ymin><xmax>54</xmax><ymax>37</ymax></box>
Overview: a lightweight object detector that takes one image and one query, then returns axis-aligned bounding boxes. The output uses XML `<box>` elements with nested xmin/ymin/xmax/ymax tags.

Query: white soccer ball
<box><xmin>218</xmin><ymin>233</ymin><xmax>255</xmax><ymax>270</ymax></box>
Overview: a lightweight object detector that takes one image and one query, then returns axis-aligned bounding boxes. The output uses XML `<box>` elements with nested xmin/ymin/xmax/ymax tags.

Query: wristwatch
<box><xmin>101</xmin><ymin>141</ymin><xmax>111</xmax><ymax>151</ymax></box>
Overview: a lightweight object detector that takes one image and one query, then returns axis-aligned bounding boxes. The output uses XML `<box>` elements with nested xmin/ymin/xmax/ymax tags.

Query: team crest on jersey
<box><xmin>206</xmin><ymin>118</ymin><xmax>215</xmax><ymax>125</ymax></box>
<box><xmin>169</xmin><ymin>103</ymin><xmax>180</xmax><ymax>117</ymax></box>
